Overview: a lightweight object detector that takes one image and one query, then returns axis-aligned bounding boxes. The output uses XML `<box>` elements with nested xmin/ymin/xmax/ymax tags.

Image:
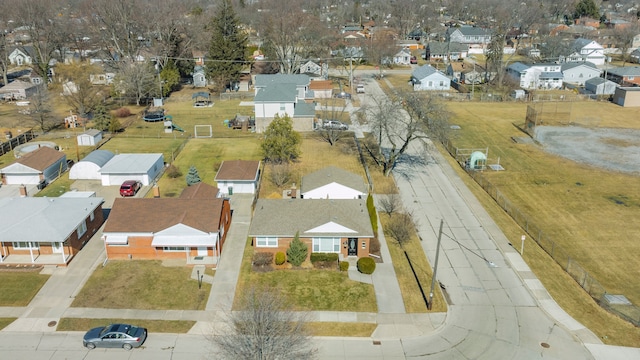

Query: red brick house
<box><xmin>102</xmin><ymin>183</ymin><xmax>231</xmax><ymax>267</ymax></box>
<box><xmin>249</xmin><ymin>198</ymin><xmax>374</xmax><ymax>260</ymax></box>
<box><xmin>0</xmin><ymin>196</ymin><xmax>104</xmax><ymax>265</ymax></box>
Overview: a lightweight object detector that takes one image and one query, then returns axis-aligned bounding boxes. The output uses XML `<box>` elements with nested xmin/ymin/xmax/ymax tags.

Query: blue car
<box><xmin>83</xmin><ymin>323</ymin><xmax>147</xmax><ymax>350</ymax></box>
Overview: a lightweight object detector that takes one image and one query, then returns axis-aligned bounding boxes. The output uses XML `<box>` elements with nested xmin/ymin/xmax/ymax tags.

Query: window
<box><xmin>76</xmin><ymin>220</ymin><xmax>87</xmax><ymax>238</ymax></box>
<box><xmin>312</xmin><ymin>237</ymin><xmax>340</xmax><ymax>253</ymax></box>
<box><xmin>32</xmin><ymin>78</ymin><xmax>41</xmax><ymax>84</ymax></box>
<box><xmin>439</xmin><ymin>81</ymin><xmax>444</xmax><ymax>87</ymax></box>
<box><xmin>256</xmin><ymin>237</ymin><xmax>278</xmax><ymax>247</ymax></box>
<box><xmin>362</xmin><ymin>241</ymin><xmax>366</xmax><ymax>249</ymax></box>
<box><xmin>629</xmin><ymin>76</ymin><xmax>635</xmax><ymax>80</ymax></box>
<box><xmin>280</xmin><ymin>103</ymin><xmax>285</xmax><ymax>111</ymax></box>
<box><xmin>162</xmin><ymin>246</ymin><xmax>185</xmax><ymax>252</ymax></box>
<box><xmin>89</xmin><ymin>211</ymin><xmax>95</xmax><ymax>221</ymax></box>
<box><xmin>13</xmin><ymin>242</ymin><xmax>39</xmax><ymax>250</ymax></box>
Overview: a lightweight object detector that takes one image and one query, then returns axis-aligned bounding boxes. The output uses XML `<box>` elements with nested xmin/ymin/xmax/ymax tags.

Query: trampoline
<box><xmin>143</xmin><ymin>107</ymin><xmax>166</xmax><ymax>122</ymax></box>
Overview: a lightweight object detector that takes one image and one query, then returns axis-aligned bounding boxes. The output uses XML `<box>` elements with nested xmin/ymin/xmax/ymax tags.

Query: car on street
<box><xmin>83</xmin><ymin>323</ymin><xmax>147</xmax><ymax>350</ymax></box>
<box><xmin>322</xmin><ymin>120</ymin><xmax>349</xmax><ymax>130</ymax></box>
<box><xmin>119</xmin><ymin>180</ymin><xmax>141</xmax><ymax>197</ymax></box>
<box><xmin>334</xmin><ymin>91</ymin><xmax>352</xmax><ymax>99</ymax></box>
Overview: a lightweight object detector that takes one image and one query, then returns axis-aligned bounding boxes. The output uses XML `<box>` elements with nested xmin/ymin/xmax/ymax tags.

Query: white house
<box><xmin>214</xmin><ymin>160</ymin><xmax>261</xmax><ymax>195</ymax></box>
<box><xmin>393</xmin><ymin>49</ymin><xmax>412</xmax><ymax>65</ymax></box>
<box><xmin>299</xmin><ymin>61</ymin><xmax>328</xmax><ymax>80</ymax></box>
<box><xmin>507</xmin><ymin>62</ymin><xmax>563</xmax><ymax>90</ymax></box>
<box><xmin>301</xmin><ymin>166</ymin><xmax>367</xmax><ymax>199</ymax></box>
<box><xmin>8</xmin><ymin>47</ymin><xmax>35</xmax><ymax>65</ymax></box>
<box><xmin>253</xmin><ymin>74</ymin><xmax>315</xmax><ymax>133</ymax></box>
<box><xmin>585</xmin><ymin>77</ymin><xmax>618</xmax><ymax>95</ymax></box>
<box><xmin>410</xmin><ymin>65</ymin><xmax>451</xmax><ymax>91</ymax></box>
<box><xmin>562</xmin><ymin>38</ymin><xmax>606</xmax><ymax>65</ymax></box>
<box><xmin>69</xmin><ymin>150</ymin><xmax>115</xmax><ymax>180</ymax></box>
<box><xmin>77</xmin><ymin>129</ymin><xmax>103</xmax><ymax>146</ymax></box>
<box><xmin>446</xmin><ymin>26</ymin><xmax>491</xmax><ymax>54</ymax></box>
<box><xmin>98</xmin><ymin>153</ymin><xmax>164</xmax><ymax>186</ymax></box>
<box><xmin>561</xmin><ymin>62</ymin><xmax>602</xmax><ymax>86</ymax></box>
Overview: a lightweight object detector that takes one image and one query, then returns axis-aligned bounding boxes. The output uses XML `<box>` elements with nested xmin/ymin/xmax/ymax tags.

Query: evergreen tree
<box><xmin>160</xmin><ymin>60</ymin><xmax>181</xmax><ymax>97</ymax></box>
<box><xmin>573</xmin><ymin>0</ymin><xmax>599</xmax><ymax>20</ymax></box>
<box><xmin>261</xmin><ymin>114</ymin><xmax>301</xmax><ymax>164</ymax></box>
<box><xmin>287</xmin><ymin>232</ymin><xmax>307</xmax><ymax>266</ymax></box>
<box><xmin>92</xmin><ymin>104</ymin><xmax>111</xmax><ymax>131</ymax></box>
<box><xmin>186</xmin><ymin>165</ymin><xmax>202</xmax><ymax>186</ymax></box>
<box><xmin>207</xmin><ymin>0</ymin><xmax>248</xmax><ymax>92</ymax></box>
<box><xmin>108</xmin><ymin>116</ymin><xmax>122</xmax><ymax>133</ymax></box>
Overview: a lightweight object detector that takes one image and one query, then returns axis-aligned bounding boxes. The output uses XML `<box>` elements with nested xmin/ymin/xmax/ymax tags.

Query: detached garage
<box><xmin>69</xmin><ymin>150</ymin><xmax>114</xmax><ymax>180</ymax></box>
<box><xmin>0</xmin><ymin>146</ymin><xmax>67</xmax><ymax>185</ymax></box>
<box><xmin>99</xmin><ymin>153</ymin><xmax>164</xmax><ymax>186</ymax></box>
<box><xmin>77</xmin><ymin>129</ymin><xmax>103</xmax><ymax>146</ymax></box>
<box><xmin>215</xmin><ymin>160</ymin><xmax>261</xmax><ymax>195</ymax></box>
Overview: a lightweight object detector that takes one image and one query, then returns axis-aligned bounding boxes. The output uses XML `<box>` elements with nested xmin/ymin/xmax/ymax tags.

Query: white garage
<box><xmin>99</xmin><ymin>153</ymin><xmax>164</xmax><ymax>186</ymax></box>
<box><xmin>214</xmin><ymin>160</ymin><xmax>261</xmax><ymax>195</ymax></box>
<box><xmin>69</xmin><ymin>150</ymin><xmax>114</xmax><ymax>180</ymax></box>
<box><xmin>77</xmin><ymin>129</ymin><xmax>103</xmax><ymax>146</ymax></box>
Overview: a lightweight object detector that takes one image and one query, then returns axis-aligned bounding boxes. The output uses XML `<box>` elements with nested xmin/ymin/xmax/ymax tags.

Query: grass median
<box><xmin>57</xmin><ymin>318</ymin><xmax>195</xmax><ymax>333</ymax></box>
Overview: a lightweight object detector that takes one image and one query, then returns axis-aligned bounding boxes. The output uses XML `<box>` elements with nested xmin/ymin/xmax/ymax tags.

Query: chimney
<box><xmin>290</xmin><ymin>183</ymin><xmax>297</xmax><ymax>199</ymax></box>
<box><xmin>152</xmin><ymin>183</ymin><xmax>160</xmax><ymax>198</ymax></box>
<box><xmin>19</xmin><ymin>184</ymin><xmax>27</xmax><ymax>197</ymax></box>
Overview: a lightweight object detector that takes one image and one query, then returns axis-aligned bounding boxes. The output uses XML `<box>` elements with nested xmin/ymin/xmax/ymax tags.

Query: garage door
<box><xmin>103</xmin><ymin>175</ymin><xmax>144</xmax><ymax>186</ymax></box>
<box><xmin>5</xmin><ymin>175</ymin><xmax>40</xmax><ymax>185</ymax></box>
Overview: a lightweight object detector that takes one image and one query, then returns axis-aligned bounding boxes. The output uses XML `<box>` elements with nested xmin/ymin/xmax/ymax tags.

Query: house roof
<box><xmin>179</xmin><ymin>182</ymin><xmax>220</xmax><ymax>199</ymax></box>
<box><xmin>104</xmin><ymin>197</ymin><xmax>224</xmax><ymax>233</ymax></box>
<box><xmin>293</xmin><ymin>100</ymin><xmax>316</xmax><ymax>117</ymax></box>
<box><xmin>99</xmin><ymin>153</ymin><xmax>163</xmax><ymax>174</ymax></box>
<box><xmin>0</xmin><ymin>80</ymin><xmax>38</xmax><ymax>93</ymax></box>
<box><xmin>82</xmin><ymin>129</ymin><xmax>102</xmax><ymax>137</ymax></box>
<box><xmin>0</xmin><ymin>197</ymin><xmax>103</xmax><ymax>242</ymax></box>
<box><xmin>561</xmin><ymin>61</ymin><xmax>599</xmax><ymax>71</ymax></box>
<box><xmin>412</xmin><ymin>64</ymin><xmax>446</xmax><ymax>80</ymax></box>
<box><xmin>539</xmin><ymin>72</ymin><xmax>563</xmax><ymax>79</ymax></box>
<box><xmin>215</xmin><ymin>160</ymin><xmax>260</xmax><ymax>181</ymax></box>
<box><xmin>308</xmin><ymin>80</ymin><xmax>332</xmax><ymax>91</ymax></box>
<box><xmin>448</xmin><ymin>26</ymin><xmax>490</xmax><ymax>36</ymax></box>
<box><xmin>80</xmin><ymin>150</ymin><xmax>114</xmax><ymax>167</ymax></box>
<box><xmin>301</xmin><ymin>166</ymin><xmax>367</xmax><ymax>194</ymax></box>
<box><xmin>15</xmin><ymin>146</ymin><xmax>65</xmax><ymax>171</ymax></box>
<box><xmin>254</xmin><ymin>74</ymin><xmax>310</xmax><ymax>87</ymax></box>
<box><xmin>448</xmin><ymin>62</ymin><xmax>466</xmax><ymax>72</ymax></box>
<box><xmin>249</xmin><ymin>199</ymin><xmax>374</xmax><ymax>238</ymax></box>
<box><xmin>573</xmin><ymin>38</ymin><xmax>602</xmax><ymax>50</ymax></box>
<box><xmin>254</xmin><ymin>83</ymin><xmax>297</xmax><ymax>102</ymax></box>
<box><xmin>508</xmin><ymin>62</ymin><xmax>530</xmax><ymax>73</ymax></box>
<box><xmin>585</xmin><ymin>77</ymin><xmax>614</xmax><ymax>86</ymax></box>
<box><xmin>427</xmin><ymin>42</ymin><xmax>468</xmax><ymax>54</ymax></box>
<box><xmin>606</xmin><ymin>66</ymin><xmax>640</xmax><ymax>77</ymax></box>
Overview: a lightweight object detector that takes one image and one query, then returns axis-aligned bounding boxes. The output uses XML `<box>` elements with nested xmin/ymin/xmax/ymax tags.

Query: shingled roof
<box><xmin>215</xmin><ymin>160</ymin><xmax>260</xmax><ymax>181</ymax></box>
<box><xmin>16</xmin><ymin>146</ymin><xmax>65</xmax><ymax>171</ymax></box>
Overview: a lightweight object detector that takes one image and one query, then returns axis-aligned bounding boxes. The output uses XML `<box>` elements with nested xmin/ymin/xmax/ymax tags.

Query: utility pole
<box><xmin>428</xmin><ymin>219</ymin><xmax>444</xmax><ymax>310</ymax></box>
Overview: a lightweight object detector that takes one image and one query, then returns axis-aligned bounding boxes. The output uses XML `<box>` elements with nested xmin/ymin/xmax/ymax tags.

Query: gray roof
<box><xmin>0</xmin><ymin>197</ymin><xmax>103</xmax><ymax>242</ymax></box>
<box><xmin>561</xmin><ymin>61</ymin><xmax>598</xmax><ymax>71</ymax></box>
<box><xmin>80</xmin><ymin>150</ymin><xmax>114</xmax><ymax>167</ymax></box>
<box><xmin>99</xmin><ymin>153</ymin><xmax>163</xmax><ymax>174</ymax></box>
<box><xmin>606</xmin><ymin>66</ymin><xmax>640</xmax><ymax>77</ymax></box>
<box><xmin>412</xmin><ymin>64</ymin><xmax>445</xmax><ymax>80</ymax></box>
<box><xmin>585</xmin><ymin>77</ymin><xmax>612</xmax><ymax>86</ymax></box>
<box><xmin>448</xmin><ymin>26</ymin><xmax>490</xmax><ymax>36</ymax></box>
<box><xmin>507</xmin><ymin>62</ymin><xmax>530</xmax><ymax>73</ymax></box>
<box><xmin>301</xmin><ymin>166</ymin><xmax>367</xmax><ymax>194</ymax></box>
<box><xmin>82</xmin><ymin>129</ymin><xmax>102</xmax><ymax>137</ymax></box>
<box><xmin>427</xmin><ymin>42</ymin><xmax>468</xmax><ymax>54</ymax></box>
<box><xmin>539</xmin><ymin>72</ymin><xmax>563</xmax><ymax>79</ymax></box>
<box><xmin>254</xmin><ymin>74</ymin><xmax>309</xmax><ymax>87</ymax></box>
<box><xmin>249</xmin><ymin>199</ymin><xmax>374</xmax><ymax>238</ymax></box>
<box><xmin>293</xmin><ymin>100</ymin><xmax>316</xmax><ymax>117</ymax></box>
<box><xmin>254</xmin><ymin>83</ymin><xmax>297</xmax><ymax>102</ymax></box>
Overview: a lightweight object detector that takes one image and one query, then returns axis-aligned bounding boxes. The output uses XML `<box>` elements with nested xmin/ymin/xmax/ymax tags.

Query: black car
<box><xmin>334</xmin><ymin>92</ymin><xmax>352</xmax><ymax>99</ymax></box>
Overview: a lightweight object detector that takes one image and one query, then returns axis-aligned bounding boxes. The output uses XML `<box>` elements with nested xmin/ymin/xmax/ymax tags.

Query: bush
<box><xmin>253</xmin><ymin>252</ymin><xmax>273</xmax><ymax>267</ymax></box>
<box><xmin>367</xmin><ymin>194</ymin><xmax>378</xmax><ymax>235</ymax></box>
<box><xmin>339</xmin><ymin>261</ymin><xmax>350</xmax><ymax>271</ymax></box>
<box><xmin>275</xmin><ymin>252</ymin><xmax>285</xmax><ymax>265</ymax></box>
<box><xmin>286</xmin><ymin>232</ymin><xmax>307</xmax><ymax>266</ymax></box>
<box><xmin>166</xmin><ymin>164</ymin><xmax>182</xmax><ymax>178</ymax></box>
<box><xmin>357</xmin><ymin>257</ymin><xmax>376</xmax><ymax>274</ymax></box>
<box><xmin>114</xmin><ymin>107</ymin><xmax>131</xmax><ymax>118</ymax></box>
<box><xmin>310</xmin><ymin>253</ymin><xmax>339</xmax><ymax>263</ymax></box>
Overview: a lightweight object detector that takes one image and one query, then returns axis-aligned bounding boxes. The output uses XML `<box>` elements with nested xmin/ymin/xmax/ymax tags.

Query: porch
<box><xmin>0</xmin><ymin>253</ymin><xmax>73</xmax><ymax>266</ymax></box>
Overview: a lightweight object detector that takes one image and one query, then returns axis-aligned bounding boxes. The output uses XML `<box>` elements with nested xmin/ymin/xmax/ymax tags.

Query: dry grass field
<box><xmin>446</xmin><ymin>101</ymin><xmax>640</xmax><ymax>346</ymax></box>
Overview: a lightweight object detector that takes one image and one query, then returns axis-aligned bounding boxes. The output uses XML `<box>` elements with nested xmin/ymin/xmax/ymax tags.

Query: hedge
<box><xmin>275</xmin><ymin>252</ymin><xmax>286</xmax><ymax>265</ymax></box>
<box><xmin>310</xmin><ymin>253</ymin><xmax>339</xmax><ymax>263</ymax></box>
<box><xmin>339</xmin><ymin>261</ymin><xmax>350</xmax><ymax>271</ymax></box>
<box><xmin>357</xmin><ymin>257</ymin><xmax>376</xmax><ymax>274</ymax></box>
<box><xmin>366</xmin><ymin>194</ymin><xmax>378</xmax><ymax>234</ymax></box>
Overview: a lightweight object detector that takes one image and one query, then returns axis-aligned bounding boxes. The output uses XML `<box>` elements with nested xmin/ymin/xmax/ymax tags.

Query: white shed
<box><xmin>214</xmin><ymin>160</ymin><xmax>261</xmax><ymax>195</ymax></box>
<box><xmin>99</xmin><ymin>153</ymin><xmax>164</xmax><ymax>186</ymax></box>
<box><xmin>77</xmin><ymin>129</ymin><xmax>103</xmax><ymax>146</ymax></box>
<box><xmin>69</xmin><ymin>150</ymin><xmax>114</xmax><ymax>180</ymax></box>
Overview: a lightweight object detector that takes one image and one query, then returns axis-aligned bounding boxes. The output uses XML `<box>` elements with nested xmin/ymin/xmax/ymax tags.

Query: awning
<box><xmin>151</xmin><ymin>235</ymin><xmax>217</xmax><ymax>247</ymax></box>
<box><xmin>105</xmin><ymin>235</ymin><xmax>128</xmax><ymax>245</ymax></box>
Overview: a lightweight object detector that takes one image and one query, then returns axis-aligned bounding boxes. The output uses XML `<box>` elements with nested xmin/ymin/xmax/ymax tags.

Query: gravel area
<box><xmin>534</xmin><ymin>126</ymin><xmax>640</xmax><ymax>175</ymax></box>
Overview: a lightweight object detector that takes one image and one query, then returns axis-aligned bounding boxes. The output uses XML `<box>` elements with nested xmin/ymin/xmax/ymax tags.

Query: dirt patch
<box><xmin>534</xmin><ymin>126</ymin><xmax>640</xmax><ymax>175</ymax></box>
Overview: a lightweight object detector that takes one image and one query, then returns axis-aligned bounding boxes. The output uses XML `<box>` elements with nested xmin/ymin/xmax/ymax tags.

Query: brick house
<box><xmin>0</xmin><ymin>196</ymin><xmax>105</xmax><ymax>265</ymax></box>
<box><xmin>605</xmin><ymin>66</ymin><xmax>640</xmax><ymax>86</ymax></box>
<box><xmin>249</xmin><ymin>198</ymin><xmax>374</xmax><ymax>260</ymax></box>
<box><xmin>102</xmin><ymin>183</ymin><xmax>231</xmax><ymax>266</ymax></box>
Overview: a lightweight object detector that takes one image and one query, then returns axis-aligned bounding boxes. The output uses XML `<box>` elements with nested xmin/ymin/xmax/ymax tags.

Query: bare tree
<box><xmin>212</xmin><ymin>286</ymin><xmax>316</xmax><ymax>360</ymax></box>
<box><xmin>269</xmin><ymin>163</ymin><xmax>292</xmax><ymax>188</ymax></box>
<box><xmin>384</xmin><ymin>212</ymin><xmax>414</xmax><ymax>248</ymax></box>
<box><xmin>363</xmin><ymin>29</ymin><xmax>396</xmax><ymax>75</ymax></box>
<box><xmin>114</xmin><ymin>60</ymin><xmax>157</xmax><ymax>105</ymax></box>
<box><xmin>54</xmin><ymin>63</ymin><xmax>105</xmax><ymax>116</ymax></box>
<box><xmin>315</xmin><ymin>98</ymin><xmax>349</xmax><ymax>146</ymax></box>
<box><xmin>613</xmin><ymin>24</ymin><xmax>640</xmax><ymax>66</ymax></box>
<box><xmin>26</xmin><ymin>86</ymin><xmax>56</xmax><ymax>132</ymax></box>
<box><xmin>379</xmin><ymin>193</ymin><xmax>402</xmax><ymax>217</ymax></box>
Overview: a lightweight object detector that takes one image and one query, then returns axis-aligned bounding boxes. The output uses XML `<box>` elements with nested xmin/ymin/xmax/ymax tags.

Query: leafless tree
<box><xmin>54</xmin><ymin>63</ymin><xmax>105</xmax><ymax>116</ymax></box>
<box><xmin>25</xmin><ymin>86</ymin><xmax>56</xmax><ymax>132</ymax></box>
<box><xmin>363</xmin><ymin>29</ymin><xmax>396</xmax><ymax>74</ymax></box>
<box><xmin>114</xmin><ymin>60</ymin><xmax>157</xmax><ymax>105</ymax></box>
<box><xmin>384</xmin><ymin>212</ymin><xmax>415</xmax><ymax>248</ymax></box>
<box><xmin>269</xmin><ymin>163</ymin><xmax>292</xmax><ymax>188</ymax></box>
<box><xmin>212</xmin><ymin>286</ymin><xmax>317</xmax><ymax>360</ymax></box>
<box><xmin>315</xmin><ymin>98</ymin><xmax>349</xmax><ymax>146</ymax></box>
<box><xmin>379</xmin><ymin>193</ymin><xmax>402</xmax><ymax>217</ymax></box>
<box><xmin>613</xmin><ymin>24</ymin><xmax>640</xmax><ymax>66</ymax></box>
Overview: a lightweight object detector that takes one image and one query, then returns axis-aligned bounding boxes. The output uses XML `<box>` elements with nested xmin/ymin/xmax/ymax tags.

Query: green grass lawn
<box><xmin>0</xmin><ymin>271</ymin><xmax>49</xmax><ymax>306</ymax></box>
<box><xmin>0</xmin><ymin>318</ymin><xmax>16</xmax><ymax>330</ymax></box>
<box><xmin>57</xmin><ymin>318</ymin><xmax>195</xmax><ymax>333</ymax></box>
<box><xmin>71</xmin><ymin>261</ymin><xmax>210</xmax><ymax>310</ymax></box>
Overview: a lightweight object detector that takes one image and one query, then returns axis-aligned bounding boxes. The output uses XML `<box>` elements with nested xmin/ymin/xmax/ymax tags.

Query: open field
<box><xmin>56</xmin><ymin>318</ymin><xmax>196</xmax><ymax>333</ymax></box>
<box><xmin>0</xmin><ymin>271</ymin><xmax>49</xmax><ymax>306</ymax></box>
<box><xmin>445</xmin><ymin>101</ymin><xmax>640</xmax><ymax>346</ymax></box>
<box><xmin>71</xmin><ymin>261</ymin><xmax>210</xmax><ymax>310</ymax></box>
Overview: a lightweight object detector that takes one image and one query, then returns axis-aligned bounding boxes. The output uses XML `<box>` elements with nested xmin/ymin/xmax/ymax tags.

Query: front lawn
<box><xmin>71</xmin><ymin>261</ymin><xmax>210</xmax><ymax>310</ymax></box>
<box><xmin>0</xmin><ymin>271</ymin><xmax>49</xmax><ymax>306</ymax></box>
<box><xmin>0</xmin><ymin>318</ymin><xmax>16</xmax><ymax>330</ymax></box>
<box><xmin>57</xmin><ymin>318</ymin><xmax>195</xmax><ymax>333</ymax></box>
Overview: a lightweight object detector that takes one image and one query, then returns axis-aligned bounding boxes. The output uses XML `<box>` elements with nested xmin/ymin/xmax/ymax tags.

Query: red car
<box><xmin>120</xmin><ymin>180</ymin><xmax>141</xmax><ymax>197</ymax></box>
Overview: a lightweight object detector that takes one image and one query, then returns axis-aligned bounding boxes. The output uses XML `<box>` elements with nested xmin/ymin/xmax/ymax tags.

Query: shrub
<box><xmin>286</xmin><ymin>232</ymin><xmax>307</xmax><ymax>266</ymax></box>
<box><xmin>310</xmin><ymin>253</ymin><xmax>339</xmax><ymax>263</ymax></box>
<box><xmin>253</xmin><ymin>252</ymin><xmax>273</xmax><ymax>267</ymax></box>
<box><xmin>369</xmin><ymin>237</ymin><xmax>381</xmax><ymax>256</ymax></box>
<box><xmin>166</xmin><ymin>164</ymin><xmax>182</xmax><ymax>178</ymax></box>
<box><xmin>275</xmin><ymin>252</ymin><xmax>286</xmax><ymax>265</ymax></box>
<box><xmin>339</xmin><ymin>261</ymin><xmax>350</xmax><ymax>271</ymax></box>
<box><xmin>367</xmin><ymin>194</ymin><xmax>378</xmax><ymax>235</ymax></box>
<box><xmin>357</xmin><ymin>257</ymin><xmax>376</xmax><ymax>274</ymax></box>
<box><xmin>114</xmin><ymin>107</ymin><xmax>131</xmax><ymax>118</ymax></box>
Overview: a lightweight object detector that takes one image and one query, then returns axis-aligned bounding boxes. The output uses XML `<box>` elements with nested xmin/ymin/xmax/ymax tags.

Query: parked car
<box><xmin>356</xmin><ymin>84</ymin><xmax>365</xmax><ymax>93</ymax></box>
<box><xmin>83</xmin><ymin>323</ymin><xmax>147</xmax><ymax>350</ymax></box>
<box><xmin>334</xmin><ymin>91</ymin><xmax>352</xmax><ymax>99</ymax></box>
<box><xmin>120</xmin><ymin>180</ymin><xmax>141</xmax><ymax>197</ymax></box>
<box><xmin>323</xmin><ymin>120</ymin><xmax>349</xmax><ymax>130</ymax></box>
<box><xmin>410</xmin><ymin>56</ymin><xmax>418</xmax><ymax>64</ymax></box>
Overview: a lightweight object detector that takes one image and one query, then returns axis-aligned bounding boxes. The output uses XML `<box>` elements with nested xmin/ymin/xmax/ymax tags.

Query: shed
<box><xmin>0</xmin><ymin>146</ymin><xmax>66</xmax><ymax>185</ymax></box>
<box><xmin>99</xmin><ymin>153</ymin><xmax>164</xmax><ymax>186</ymax></box>
<box><xmin>613</xmin><ymin>87</ymin><xmax>640</xmax><ymax>107</ymax></box>
<box><xmin>468</xmin><ymin>151</ymin><xmax>487</xmax><ymax>170</ymax></box>
<box><xmin>69</xmin><ymin>150</ymin><xmax>115</xmax><ymax>180</ymax></box>
<box><xmin>214</xmin><ymin>160</ymin><xmax>261</xmax><ymax>195</ymax></box>
<box><xmin>77</xmin><ymin>129</ymin><xmax>103</xmax><ymax>146</ymax></box>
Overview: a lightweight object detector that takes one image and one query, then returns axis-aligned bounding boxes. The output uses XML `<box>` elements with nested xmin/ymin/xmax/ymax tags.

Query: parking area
<box><xmin>69</xmin><ymin>180</ymin><xmax>149</xmax><ymax>208</ymax></box>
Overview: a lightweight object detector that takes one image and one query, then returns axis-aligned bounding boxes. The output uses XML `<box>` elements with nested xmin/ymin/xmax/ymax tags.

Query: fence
<box><xmin>442</xmin><ymin>139</ymin><xmax>640</xmax><ymax>326</ymax></box>
<box><xmin>0</xmin><ymin>130</ymin><xmax>38</xmax><ymax>157</ymax></box>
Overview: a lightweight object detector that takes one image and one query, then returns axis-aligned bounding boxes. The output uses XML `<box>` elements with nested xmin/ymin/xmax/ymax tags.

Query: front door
<box><xmin>197</xmin><ymin>247</ymin><xmax>208</xmax><ymax>256</ymax></box>
<box><xmin>52</xmin><ymin>242</ymin><xmax>63</xmax><ymax>253</ymax></box>
<box><xmin>347</xmin><ymin>238</ymin><xmax>357</xmax><ymax>256</ymax></box>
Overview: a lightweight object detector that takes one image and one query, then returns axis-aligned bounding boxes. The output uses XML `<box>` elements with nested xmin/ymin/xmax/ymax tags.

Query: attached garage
<box><xmin>99</xmin><ymin>153</ymin><xmax>164</xmax><ymax>186</ymax></box>
<box><xmin>70</xmin><ymin>150</ymin><xmax>114</xmax><ymax>180</ymax></box>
